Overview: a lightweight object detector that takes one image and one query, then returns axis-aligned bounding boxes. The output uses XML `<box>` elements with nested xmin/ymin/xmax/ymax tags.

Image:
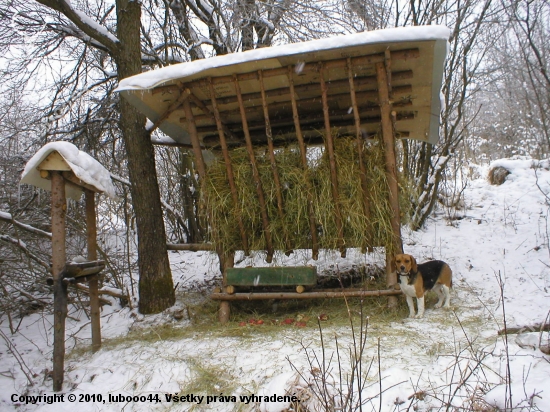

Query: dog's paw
<box><xmin>408</xmin><ymin>313</ymin><xmax>416</xmax><ymax>319</ymax></box>
<box><xmin>415</xmin><ymin>313</ymin><xmax>424</xmax><ymax>319</ymax></box>
<box><xmin>434</xmin><ymin>303</ymin><xmax>442</xmax><ymax>309</ymax></box>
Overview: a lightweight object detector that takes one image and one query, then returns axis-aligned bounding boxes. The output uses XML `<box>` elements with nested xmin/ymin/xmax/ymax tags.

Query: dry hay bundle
<box><xmin>202</xmin><ymin>136</ymin><xmax>399</xmax><ymax>256</ymax></box>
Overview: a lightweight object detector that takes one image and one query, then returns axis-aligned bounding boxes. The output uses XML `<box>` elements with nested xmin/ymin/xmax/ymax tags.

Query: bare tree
<box><xmin>1</xmin><ymin>0</ymin><xmax>175</xmax><ymax>314</ymax></box>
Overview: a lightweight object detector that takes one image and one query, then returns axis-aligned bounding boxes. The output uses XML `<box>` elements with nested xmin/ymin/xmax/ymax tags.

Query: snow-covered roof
<box><xmin>117</xmin><ymin>25</ymin><xmax>450</xmax><ymax>147</ymax></box>
<box><xmin>20</xmin><ymin>142</ymin><xmax>117</xmax><ymax>200</ymax></box>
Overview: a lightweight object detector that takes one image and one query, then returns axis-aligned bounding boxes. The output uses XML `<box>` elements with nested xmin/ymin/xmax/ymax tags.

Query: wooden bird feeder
<box><xmin>20</xmin><ymin>142</ymin><xmax>116</xmax><ymax>391</ymax></box>
<box><xmin>117</xmin><ymin>25</ymin><xmax>449</xmax><ymax>322</ymax></box>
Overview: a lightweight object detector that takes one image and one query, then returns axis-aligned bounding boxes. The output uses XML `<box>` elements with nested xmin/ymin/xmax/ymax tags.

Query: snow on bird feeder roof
<box><xmin>116</xmin><ymin>25</ymin><xmax>450</xmax><ymax>147</ymax></box>
<box><xmin>20</xmin><ymin>141</ymin><xmax>117</xmax><ymax>200</ymax></box>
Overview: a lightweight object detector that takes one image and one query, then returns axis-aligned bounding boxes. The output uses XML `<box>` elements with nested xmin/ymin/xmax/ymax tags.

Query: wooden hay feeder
<box><xmin>20</xmin><ymin>142</ymin><xmax>117</xmax><ymax>391</ymax></box>
<box><xmin>117</xmin><ymin>25</ymin><xmax>449</xmax><ymax>322</ymax></box>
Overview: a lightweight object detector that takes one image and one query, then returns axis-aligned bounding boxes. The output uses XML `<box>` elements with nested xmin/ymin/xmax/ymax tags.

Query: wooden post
<box><xmin>207</xmin><ymin>78</ymin><xmax>249</xmax><ymax>255</ymax></box>
<box><xmin>233</xmin><ymin>75</ymin><xmax>274</xmax><ymax>263</ymax></box>
<box><xmin>287</xmin><ymin>66</ymin><xmax>319</xmax><ymax>260</ymax></box>
<box><xmin>182</xmin><ymin>98</ymin><xmax>207</xmax><ymax>180</ymax></box>
<box><xmin>376</xmin><ymin>61</ymin><xmax>403</xmax><ymax>307</ymax></box>
<box><xmin>218</xmin><ymin>252</ymin><xmax>234</xmax><ymax>324</ymax></box>
<box><xmin>347</xmin><ymin>58</ymin><xmax>373</xmax><ymax>252</ymax></box>
<box><xmin>319</xmin><ymin>63</ymin><xmax>346</xmax><ymax>257</ymax></box>
<box><xmin>85</xmin><ymin>189</ymin><xmax>101</xmax><ymax>352</ymax></box>
<box><xmin>258</xmin><ymin>70</ymin><xmax>292</xmax><ymax>255</ymax></box>
<box><xmin>51</xmin><ymin>171</ymin><xmax>67</xmax><ymax>392</ymax></box>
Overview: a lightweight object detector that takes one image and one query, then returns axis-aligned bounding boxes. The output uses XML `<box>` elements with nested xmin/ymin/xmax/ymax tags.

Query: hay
<box><xmin>202</xmin><ymin>135</ymin><xmax>404</xmax><ymax>256</ymax></box>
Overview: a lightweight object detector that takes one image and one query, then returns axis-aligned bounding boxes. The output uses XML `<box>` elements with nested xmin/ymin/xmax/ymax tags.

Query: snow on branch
<box><xmin>36</xmin><ymin>0</ymin><xmax>119</xmax><ymax>54</ymax></box>
<box><xmin>0</xmin><ymin>211</ymin><xmax>52</xmax><ymax>239</ymax></box>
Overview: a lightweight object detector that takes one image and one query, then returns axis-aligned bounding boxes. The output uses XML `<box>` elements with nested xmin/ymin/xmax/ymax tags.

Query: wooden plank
<box><xmin>226</xmin><ymin>266</ymin><xmax>317</xmax><ymax>287</ymax></box>
<box><xmin>85</xmin><ymin>189</ymin><xmax>101</xmax><ymax>352</ymax></box>
<box><xmin>211</xmin><ymin>288</ymin><xmax>402</xmax><ymax>300</ymax></box>
<box><xmin>320</xmin><ymin>63</ymin><xmax>346</xmax><ymax>257</ymax></box>
<box><xmin>287</xmin><ymin>66</ymin><xmax>319</xmax><ymax>260</ymax></box>
<box><xmin>233</xmin><ymin>75</ymin><xmax>274</xmax><ymax>263</ymax></box>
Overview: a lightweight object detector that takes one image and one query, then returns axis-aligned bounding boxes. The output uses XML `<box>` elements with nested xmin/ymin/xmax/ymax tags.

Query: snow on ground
<box><xmin>1</xmin><ymin>157</ymin><xmax>550</xmax><ymax>411</ymax></box>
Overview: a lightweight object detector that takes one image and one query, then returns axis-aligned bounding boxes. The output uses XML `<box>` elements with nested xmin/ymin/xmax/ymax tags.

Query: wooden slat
<box><xmin>320</xmin><ymin>63</ymin><xmax>345</xmax><ymax>257</ymax></box>
<box><xmin>185</xmin><ymin>85</ymin><xmax>414</xmax><ymax>126</ymax></box>
<box><xmin>233</xmin><ymin>75</ymin><xmax>274</xmax><ymax>263</ymax></box>
<box><xmin>347</xmin><ymin>58</ymin><xmax>372</xmax><ymax>251</ymax></box>
<box><xmin>208</xmin><ymin>78</ymin><xmax>249</xmax><ymax>255</ymax></box>
<box><xmin>194</xmin><ymin>70</ymin><xmax>413</xmax><ymax>108</ymax></box>
<box><xmin>287</xmin><ymin>66</ymin><xmax>319</xmax><ymax>260</ymax></box>
<box><xmin>258</xmin><ymin>70</ymin><xmax>292</xmax><ymax>255</ymax></box>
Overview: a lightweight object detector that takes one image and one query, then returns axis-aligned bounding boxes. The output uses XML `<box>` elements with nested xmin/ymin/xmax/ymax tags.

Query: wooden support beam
<box><xmin>166</xmin><ymin>242</ymin><xmax>215</xmax><ymax>251</ymax></box>
<box><xmin>210</xmin><ymin>288</ymin><xmax>402</xmax><ymax>301</ymax></box>
<box><xmin>233</xmin><ymin>75</ymin><xmax>274</xmax><ymax>263</ymax></box>
<box><xmin>184</xmin><ymin>83</ymin><xmax>414</xmax><ymax>124</ymax></box>
<box><xmin>287</xmin><ymin>66</ymin><xmax>319</xmax><ymax>260</ymax></box>
<box><xmin>258</xmin><ymin>70</ymin><xmax>292</xmax><ymax>256</ymax></box>
<box><xmin>376</xmin><ymin>60</ymin><xmax>403</xmax><ymax>307</ymax></box>
<box><xmin>347</xmin><ymin>58</ymin><xmax>373</xmax><ymax>251</ymax></box>
<box><xmin>182</xmin><ymin>99</ymin><xmax>207</xmax><ymax>180</ymax></box>
<box><xmin>85</xmin><ymin>189</ymin><xmax>101</xmax><ymax>353</ymax></box>
<box><xmin>320</xmin><ymin>63</ymin><xmax>346</xmax><ymax>257</ymax></box>
<box><xmin>189</xmin><ymin>70</ymin><xmax>414</xmax><ymax>109</ymax></box>
<box><xmin>208</xmin><ymin>78</ymin><xmax>250</xmax><ymax>255</ymax></box>
<box><xmin>152</xmin><ymin>49</ymin><xmax>420</xmax><ymax>95</ymax></box>
<box><xmin>148</xmin><ymin>87</ymin><xmax>191</xmax><ymax>134</ymax></box>
<box><xmin>51</xmin><ymin>171</ymin><xmax>67</xmax><ymax>392</ymax></box>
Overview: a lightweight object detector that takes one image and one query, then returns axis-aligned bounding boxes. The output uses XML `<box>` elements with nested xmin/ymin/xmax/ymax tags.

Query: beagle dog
<box><xmin>395</xmin><ymin>254</ymin><xmax>452</xmax><ymax>319</ymax></box>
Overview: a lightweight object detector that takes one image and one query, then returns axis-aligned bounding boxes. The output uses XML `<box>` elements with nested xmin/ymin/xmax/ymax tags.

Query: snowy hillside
<box><xmin>1</xmin><ymin>158</ymin><xmax>550</xmax><ymax>411</ymax></box>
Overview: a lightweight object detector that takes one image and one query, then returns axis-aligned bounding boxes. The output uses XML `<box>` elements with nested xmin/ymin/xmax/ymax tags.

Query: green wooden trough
<box><xmin>225</xmin><ymin>266</ymin><xmax>317</xmax><ymax>294</ymax></box>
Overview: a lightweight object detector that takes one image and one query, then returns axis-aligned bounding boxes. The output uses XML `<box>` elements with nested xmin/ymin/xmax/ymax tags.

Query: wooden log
<box><xmin>347</xmin><ymin>58</ymin><xmax>373</xmax><ymax>251</ymax></box>
<box><xmin>152</xmin><ymin>49</ymin><xmax>420</xmax><ymax>95</ymax></box>
<box><xmin>258</xmin><ymin>70</ymin><xmax>292</xmax><ymax>256</ymax></box>
<box><xmin>85</xmin><ymin>190</ymin><xmax>101</xmax><ymax>353</ymax></box>
<box><xmin>233</xmin><ymin>75</ymin><xmax>274</xmax><ymax>263</ymax></box>
<box><xmin>320</xmin><ymin>63</ymin><xmax>345</xmax><ymax>257</ymax></box>
<box><xmin>50</xmin><ymin>171</ymin><xmax>66</xmax><ymax>392</ymax></box>
<box><xmin>498</xmin><ymin>324</ymin><xmax>550</xmax><ymax>335</ymax></box>
<box><xmin>208</xmin><ymin>78</ymin><xmax>249</xmax><ymax>255</ymax></box>
<box><xmin>376</xmin><ymin>61</ymin><xmax>403</xmax><ymax>307</ymax></box>
<box><xmin>211</xmin><ymin>289</ymin><xmax>402</xmax><ymax>300</ymax></box>
<box><xmin>287</xmin><ymin>66</ymin><xmax>319</xmax><ymax>260</ymax></box>
<box><xmin>166</xmin><ymin>243</ymin><xmax>215</xmax><ymax>251</ymax></box>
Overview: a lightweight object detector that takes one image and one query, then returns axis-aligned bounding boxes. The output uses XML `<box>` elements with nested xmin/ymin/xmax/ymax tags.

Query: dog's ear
<box><xmin>411</xmin><ymin>256</ymin><xmax>418</xmax><ymax>274</ymax></box>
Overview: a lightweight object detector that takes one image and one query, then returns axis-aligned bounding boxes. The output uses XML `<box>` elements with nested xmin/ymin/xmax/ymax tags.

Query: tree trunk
<box><xmin>115</xmin><ymin>0</ymin><xmax>175</xmax><ymax>313</ymax></box>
